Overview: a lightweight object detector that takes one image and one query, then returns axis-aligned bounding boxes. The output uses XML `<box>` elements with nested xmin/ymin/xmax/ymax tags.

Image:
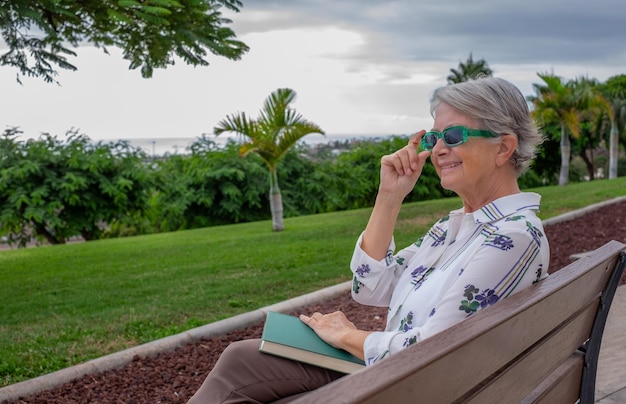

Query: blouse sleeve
<box><xmin>349</xmin><ymin>231</ymin><xmax>421</xmax><ymax>307</ymax></box>
<box><xmin>362</xmin><ymin>223</ymin><xmax>549</xmax><ymax>365</ymax></box>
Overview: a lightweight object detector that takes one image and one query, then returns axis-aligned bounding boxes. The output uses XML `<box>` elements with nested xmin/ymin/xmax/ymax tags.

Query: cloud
<box><xmin>1</xmin><ymin>0</ymin><xmax>624</xmax><ymax>144</ymax></box>
<box><xmin>237</xmin><ymin>0</ymin><xmax>626</xmax><ymax>68</ymax></box>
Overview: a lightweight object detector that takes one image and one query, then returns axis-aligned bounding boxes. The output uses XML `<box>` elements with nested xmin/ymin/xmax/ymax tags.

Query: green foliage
<box><xmin>151</xmin><ymin>138</ymin><xmax>269</xmax><ymax>231</ymax></box>
<box><xmin>529</xmin><ymin>122</ymin><xmax>563</xmax><ymax>185</ymax></box>
<box><xmin>569</xmin><ymin>157</ymin><xmax>589</xmax><ymax>182</ymax></box>
<box><xmin>0</xmin><ymin>0</ymin><xmax>249</xmax><ymax>83</ymax></box>
<box><xmin>3</xmin><ymin>129</ymin><xmax>560</xmax><ymax>242</ymax></box>
<box><xmin>278</xmin><ymin>145</ymin><xmax>372</xmax><ymax>215</ymax></box>
<box><xmin>517</xmin><ymin>169</ymin><xmax>543</xmax><ymax>189</ymax></box>
<box><xmin>619</xmin><ymin>157</ymin><xmax>626</xmax><ymax>177</ymax></box>
<box><xmin>0</xmin><ymin>128</ymin><xmax>151</xmax><ymax>246</ymax></box>
<box><xmin>2</xmin><ymin>127</ymin><xmax>459</xmax><ymax>243</ymax></box>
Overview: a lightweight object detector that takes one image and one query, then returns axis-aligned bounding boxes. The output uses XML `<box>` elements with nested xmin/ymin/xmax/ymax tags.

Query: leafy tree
<box><xmin>0</xmin><ymin>0</ymin><xmax>249</xmax><ymax>83</ymax></box>
<box><xmin>446</xmin><ymin>53</ymin><xmax>493</xmax><ymax>84</ymax></box>
<box><xmin>214</xmin><ymin>88</ymin><xmax>324</xmax><ymax>231</ymax></box>
<box><xmin>278</xmin><ymin>144</ymin><xmax>373</xmax><ymax>215</ymax></box>
<box><xmin>151</xmin><ymin>137</ymin><xmax>269</xmax><ymax>231</ymax></box>
<box><xmin>0</xmin><ymin>128</ymin><xmax>151</xmax><ymax>246</ymax></box>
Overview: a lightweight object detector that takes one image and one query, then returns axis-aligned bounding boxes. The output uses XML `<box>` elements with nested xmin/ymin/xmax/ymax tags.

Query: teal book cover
<box><xmin>259</xmin><ymin>311</ymin><xmax>365</xmax><ymax>374</ymax></box>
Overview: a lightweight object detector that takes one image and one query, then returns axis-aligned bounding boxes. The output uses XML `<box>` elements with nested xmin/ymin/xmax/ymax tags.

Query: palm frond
<box><xmin>214</xmin><ymin>112</ymin><xmax>257</xmax><ymax>138</ymax></box>
<box><xmin>562</xmin><ymin>110</ymin><xmax>581</xmax><ymax>138</ymax></box>
<box><xmin>277</xmin><ymin>122</ymin><xmax>323</xmax><ymax>151</ymax></box>
<box><xmin>259</xmin><ymin>88</ymin><xmax>297</xmax><ymax>130</ymax></box>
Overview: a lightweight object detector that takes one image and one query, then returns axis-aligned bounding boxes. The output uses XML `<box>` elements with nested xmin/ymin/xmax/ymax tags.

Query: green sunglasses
<box><xmin>421</xmin><ymin>125</ymin><xmax>497</xmax><ymax>151</ymax></box>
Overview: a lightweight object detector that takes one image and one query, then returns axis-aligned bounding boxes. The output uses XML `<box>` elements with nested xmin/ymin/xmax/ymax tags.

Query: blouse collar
<box><xmin>450</xmin><ymin>192</ymin><xmax>542</xmax><ymax>225</ymax></box>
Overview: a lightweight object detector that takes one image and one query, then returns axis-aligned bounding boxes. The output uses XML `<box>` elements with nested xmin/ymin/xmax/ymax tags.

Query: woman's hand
<box><xmin>359</xmin><ymin>130</ymin><xmax>432</xmax><ymax>260</ymax></box>
<box><xmin>378</xmin><ymin>130</ymin><xmax>431</xmax><ymax>200</ymax></box>
<box><xmin>300</xmin><ymin>311</ymin><xmax>370</xmax><ymax>360</ymax></box>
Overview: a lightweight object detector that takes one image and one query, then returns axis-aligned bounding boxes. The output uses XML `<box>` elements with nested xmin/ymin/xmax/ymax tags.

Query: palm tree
<box><xmin>599</xmin><ymin>75</ymin><xmax>626</xmax><ymax>179</ymax></box>
<box><xmin>528</xmin><ymin>74</ymin><xmax>580</xmax><ymax>185</ymax></box>
<box><xmin>571</xmin><ymin>76</ymin><xmax>613</xmax><ymax>180</ymax></box>
<box><xmin>446</xmin><ymin>53</ymin><xmax>493</xmax><ymax>84</ymax></box>
<box><xmin>529</xmin><ymin>74</ymin><xmax>613</xmax><ymax>185</ymax></box>
<box><xmin>608</xmin><ymin>99</ymin><xmax>626</xmax><ymax>178</ymax></box>
<box><xmin>214</xmin><ymin>88</ymin><xmax>324</xmax><ymax>231</ymax></box>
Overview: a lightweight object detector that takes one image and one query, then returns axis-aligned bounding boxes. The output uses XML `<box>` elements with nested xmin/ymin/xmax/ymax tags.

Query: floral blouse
<box><xmin>350</xmin><ymin>192</ymin><xmax>550</xmax><ymax>365</ymax></box>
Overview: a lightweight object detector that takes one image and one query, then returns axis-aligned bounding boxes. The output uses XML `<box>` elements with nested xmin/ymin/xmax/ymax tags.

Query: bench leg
<box><xmin>579</xmin><ymin>252</ymin><xmax>626</xmax><ymax>404</ymax></box>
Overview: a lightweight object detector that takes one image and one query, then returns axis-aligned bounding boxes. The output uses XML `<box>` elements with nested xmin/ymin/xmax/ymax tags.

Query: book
<box><xmin>259</xmin><ymin>311</ymin><xmax>366</xmax><ymax>374</ymax></box>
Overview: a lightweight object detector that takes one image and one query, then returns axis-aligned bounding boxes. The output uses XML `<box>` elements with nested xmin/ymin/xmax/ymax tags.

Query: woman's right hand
<box><xmin>360</xmin><ymin>131</ymin><xmax>432</xmax><ymax>260</ymax></box>
<box><xmin>378</xmin><ymin>130</ymin><xmax>431</xmax><ymax>200</ymax></box>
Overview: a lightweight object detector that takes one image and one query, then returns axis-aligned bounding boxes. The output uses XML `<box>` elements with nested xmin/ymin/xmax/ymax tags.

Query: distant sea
<box><xmin>119</xmin><ymin>133</ymin><xmax>393</xmax><ymax>157</ymax></box>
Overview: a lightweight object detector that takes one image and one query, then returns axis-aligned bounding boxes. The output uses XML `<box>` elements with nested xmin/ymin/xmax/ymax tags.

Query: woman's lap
<box><xmin>187</xmin><ymin>339</ymin><xmax>344</xmax><ymax>403</ymax></box>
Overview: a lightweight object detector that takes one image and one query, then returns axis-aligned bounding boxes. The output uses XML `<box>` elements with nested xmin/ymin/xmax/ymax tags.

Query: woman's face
<box><xmin>430</xmin><ymin>103</ymin><xmax>502</xmax><ymax>200</ymax></box>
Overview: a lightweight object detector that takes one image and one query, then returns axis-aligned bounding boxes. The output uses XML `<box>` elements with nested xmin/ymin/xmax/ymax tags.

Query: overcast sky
<box><xmin>1</xmin><ymin>0</ymin><xmax>625</xmax><ymax>148</ymax></box>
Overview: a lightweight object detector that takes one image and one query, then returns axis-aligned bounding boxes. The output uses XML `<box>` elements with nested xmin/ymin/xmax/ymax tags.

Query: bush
<box><xmin>618</xmin><ymin>156</ymin><xmax>626</xmax><ymax>177</ymax></box>
<box><xmin>0</xmin><ymin>128</ymin><xmax>151</xmax><ymax>246</ymax></box>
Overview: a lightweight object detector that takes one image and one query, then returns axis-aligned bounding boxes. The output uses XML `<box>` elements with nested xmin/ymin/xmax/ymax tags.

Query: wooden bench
<box><xmin>294</xmin><ymin>240</ymin><xmax>626</xmax><ymax>404</ymax></box>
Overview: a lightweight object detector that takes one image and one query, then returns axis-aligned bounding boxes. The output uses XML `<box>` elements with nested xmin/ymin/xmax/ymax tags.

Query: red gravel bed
<box><xmin>7</xmin><ymin>200</ymin><xmax>626</xmax><ymax>404</ymax></box>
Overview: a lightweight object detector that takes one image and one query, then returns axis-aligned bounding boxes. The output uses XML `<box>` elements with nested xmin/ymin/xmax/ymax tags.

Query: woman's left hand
<box><xmin>299</xmin><ymin>311</ymin><xmax>357</xmax><ymax>349</ymax></box>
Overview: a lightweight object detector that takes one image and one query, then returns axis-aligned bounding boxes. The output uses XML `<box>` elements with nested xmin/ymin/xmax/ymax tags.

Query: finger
<box><xmin>407</xmin><ymin>131</ymin><xmax>429</xmax><ymax>171</ymax></box>
<box><xmin>407</xmin><ymin>130</ymin><xmax>426</xmax><ymax>148</ymax></box>
<box><xmin>397</xmin><ymin>149</ymin><xmax>414</xmax><ymax>175</ymax></box>
<box><xmin>381</xmin><ymin>153</ymin><xmax>404</xmax><ymax>175</ymax></box>
<box><xmin>389</xmin><ymin>152</ymin><xmax>412</xmax><ymax>176</ymax></box>
<box><xmin>384</xmin><ymin>150</ymin><xmax>414</xmax><ymax>176</ymax></box>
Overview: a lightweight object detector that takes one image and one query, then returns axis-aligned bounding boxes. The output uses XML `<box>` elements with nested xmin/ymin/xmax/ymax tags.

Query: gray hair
<box><xmin>429</xmin><ymin>77</ymin><xmax>543</xmax><ymax>176</ymax></box>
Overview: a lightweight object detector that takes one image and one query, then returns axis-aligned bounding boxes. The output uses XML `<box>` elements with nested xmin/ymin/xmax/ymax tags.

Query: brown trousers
<box><xmin>187</xmin><ymin>339</ymin><xmax>345</xmax><ymax>403</ymax></box>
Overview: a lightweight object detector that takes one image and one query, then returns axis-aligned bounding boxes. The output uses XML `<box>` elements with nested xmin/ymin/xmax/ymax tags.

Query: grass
<box><xmin>1</xmin><ymin>177</ymin><xmax>626</xmax><ymax>386</ymax></box>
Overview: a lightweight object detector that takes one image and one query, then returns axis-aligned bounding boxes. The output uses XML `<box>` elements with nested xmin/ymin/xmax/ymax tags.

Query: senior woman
<box><xmin>187</xmin><ymin>76</ymin><xmax>550</xmax><ymax>403</ymax></box>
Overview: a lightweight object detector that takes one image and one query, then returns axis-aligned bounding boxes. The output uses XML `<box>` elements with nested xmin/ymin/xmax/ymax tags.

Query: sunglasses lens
<box><xmin>443</xmin><ymin>128</ymin><xmax>465</xmax><ymax>146</ymax></box>
<box><xmin>422</xmin><ymin>133</ymin><xmax>438</xmax><ymax>150</ymax></box>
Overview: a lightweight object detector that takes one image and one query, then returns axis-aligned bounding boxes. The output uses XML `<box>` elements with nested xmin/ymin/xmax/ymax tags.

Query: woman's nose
<box><xmin>431</xmin><ymin>138</ymin><xmax>449</xmax><ymax>154</ymax></box>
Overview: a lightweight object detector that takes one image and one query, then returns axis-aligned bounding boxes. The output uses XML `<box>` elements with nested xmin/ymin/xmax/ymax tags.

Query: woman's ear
<box><xmin>496</xmin><ymin>134</ymin><xmax>518</xmax><ymax>167</ymax></box>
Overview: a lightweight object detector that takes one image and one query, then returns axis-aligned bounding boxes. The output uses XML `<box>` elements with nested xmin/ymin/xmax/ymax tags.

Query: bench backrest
<box><xmin>295</xmin><ymin>240</ymin><xmax>626</xmax><ymax>404</ymax></box>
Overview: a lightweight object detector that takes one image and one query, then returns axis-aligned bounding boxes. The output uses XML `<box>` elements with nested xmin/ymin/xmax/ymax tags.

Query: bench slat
<box><xmin>462</xmin><ymin>302</ymin><xmax>597</xmax><ymax>403</ymax></box>
<box><xmin>521</xmin><ymin>353</ymin><xmax>584</xmax><ymax>404</ymax></box>
<box><xmin>295</xmin><ymin>240</ymin><xmax>625</xmax><ymax>404</ymax></box>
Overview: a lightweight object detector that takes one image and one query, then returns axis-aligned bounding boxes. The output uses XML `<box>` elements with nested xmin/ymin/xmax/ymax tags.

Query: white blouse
<box><xmin>350</xmin><ymin>192</ymin><xmax>550</xmax><ymax>365</ymax></box>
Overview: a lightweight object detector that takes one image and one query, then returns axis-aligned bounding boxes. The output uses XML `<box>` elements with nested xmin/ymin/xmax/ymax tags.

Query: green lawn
<box><xmin>2</xmin><ymin>177</ymin><xmax>626</xmax><ymax>386</ymax></box>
